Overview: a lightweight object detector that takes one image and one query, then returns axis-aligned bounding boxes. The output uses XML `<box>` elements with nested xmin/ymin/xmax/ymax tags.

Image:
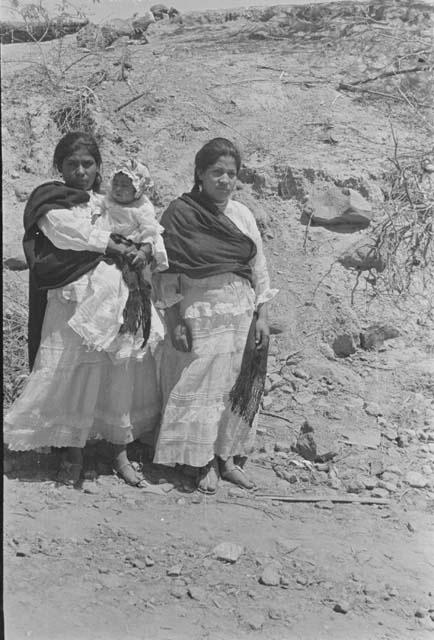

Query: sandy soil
<box><xmin>2</xmin><ymin>2</ymin><xmax>434</xmax><ymax>639</ymax></box>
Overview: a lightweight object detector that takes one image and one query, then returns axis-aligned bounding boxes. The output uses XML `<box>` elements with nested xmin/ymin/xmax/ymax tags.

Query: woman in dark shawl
<box><xmin>4</xmin><ymin>132</ymin><xmax>162</xmax><ymax>488</ymax></box>
<box><xmin>153</xmin><ymin>138</ymin><xmax>277</xmax><ymax>493</ymax></box>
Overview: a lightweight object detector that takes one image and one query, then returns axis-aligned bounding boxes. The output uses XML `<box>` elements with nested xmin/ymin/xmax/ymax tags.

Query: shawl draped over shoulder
<box><xmin>23</xmin><ymin>181</ymin><xmax>104</xmax><ymax>369</ymax></box>
<box><xmin>160</xmin><ymin>191</ymin><xmax>257</xmax><ymax>284</ymax></box>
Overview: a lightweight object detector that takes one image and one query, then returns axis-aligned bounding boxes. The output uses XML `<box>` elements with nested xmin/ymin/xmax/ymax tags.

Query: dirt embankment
<box><xmin>2</xmin><ymin>1</ymin><xmax>434</xmax><ymax>639</ymax></box>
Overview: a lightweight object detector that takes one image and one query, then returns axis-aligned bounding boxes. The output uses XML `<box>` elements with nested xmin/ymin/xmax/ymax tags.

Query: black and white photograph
<box><xmin>2</xmin><ymin>0</ymin><xmax>433</xmax><ymax>638</ymax></box>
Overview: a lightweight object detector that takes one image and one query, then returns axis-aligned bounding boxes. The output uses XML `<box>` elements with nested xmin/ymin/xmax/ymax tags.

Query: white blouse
<box><xmin>155</xmin><ymin>198</ymin><xmax>277</xmax><ymax>310</ymax></box>
<box><xmin>37</xmin><ymin>192</ymin><xmax>109</xmax><ymax>253</ymax></box>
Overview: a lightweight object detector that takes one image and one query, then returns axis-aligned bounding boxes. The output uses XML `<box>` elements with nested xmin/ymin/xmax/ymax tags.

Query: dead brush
<box><xmin>3</xmin><ymin>273</ymin><xmax>29</xmax><ymax>409</ymax></box>
<box><xmin>51</xmin><ymin>86</ymin><xmax>100</xmax><ymax>134</ymax></box>
<box><xmin>369</xmin><ymin>142</ymin><xmax>433</xmax><ymax>303</ymax></box>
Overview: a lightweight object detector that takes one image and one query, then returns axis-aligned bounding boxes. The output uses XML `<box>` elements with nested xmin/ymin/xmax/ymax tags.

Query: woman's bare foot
<box><xmin>112</xmin><ymin>445</ymin><xmax>142</xmax><ymax>486</ymax></box>
<box><xmin>219</xmin><ymin>457</ymin><xmax>255</xmax><ymax>490</ymax></box>
<box><xmin>197</xmin><ymin>458</ymin><xmax>219</xmax><ymax>495</ymax></box>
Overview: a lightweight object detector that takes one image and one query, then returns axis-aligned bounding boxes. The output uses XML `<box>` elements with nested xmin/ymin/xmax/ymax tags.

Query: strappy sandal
<box><xmin>56</xmin><ymin>461</ymin><xmax>82</xmax><ymax>487</ymax></box>
<box><xmin>197</xmin><ymin>459</ymin><xmax>219</xmax><ymax>495</ymax></box>
<box><xmin>114</xmin><ymin>462</ymin><xmax>143</xmax><ymax>486</ymax></box>
<box><xmin>220</xmin><ymin>464</ymin><xmax>256</xmax><ymax>490</ymax></box>
<box><xmin>114</xmin><ymin>463</ymin><xmax>165</xmax><ymax>495</ymax></box>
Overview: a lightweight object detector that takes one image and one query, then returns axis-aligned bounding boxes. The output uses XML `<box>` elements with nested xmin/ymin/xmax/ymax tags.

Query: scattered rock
<box><xmin>371</xmin><ymin>488</ymin><xmax>389</xmax><ymax>499</ymax></box>
<box><xmin>3</xmin><ymin>256</ymin><xmax>28</xmax><ymax>271</ymax></box>
<box><xmin>338</xmin><ymin>240</ymin><xmax>386</xmax><ymax>273</ymax></box>
<box><xmin>14</xmin><ymin>184</ymin><xmax>33</xmax><ymax>202</ymax></box>
<box><xmin>262</xmin><ymin>396</ymin><xmax>273</xmax><ymax>410</ymax></box>
<box><xmin>167</xmin><ymin>565</ymin><xmax>182</xmax><ymax>576</ymax></box>
<box><xmin>228</xmin><ymin>487</ymin><xmax>247</xmax><ymax>499</ymax></box>
<box><xmin>364</xmin><ymin>402</ymin><xmax>383</xmax><ymax>417</ymax></box>
<box><xmin>406</xmin><ymin>521</ymin><xmax>416</xmax><ymax>533</ymax></box>
<box><xmin>16</xmin><ymin>544</ymin><xmax>32</xmax><ymax>557</ymax></box>
<box><xmin>333</xmin><ymin>600</ymin><xmax>351</xmax><ymax>614</ymax></box>
<box><xmin>259</xmin><ymin>564</ymin><xmax>280</xmax><ymax>586</ymax></box>
<box><xmin>377</xmin><ymin>480</ymin><xmax>397</xmax><ymax>492</ymax></box>
<box><xmin>188</xmin><ymin>586</ymin><xmax>206</xmax><ymax>602</ymax></box>
<box><xmin>212</xmin><ymin>542</ymin><xmax>244</xmax><ymax>563</ymax></box>
<box><xmin>294</xmin><ymin>420</ymin><xmax>317</xmax><ymax>461</ymax></box>
<box><xmin>332</xmin><ymin>334</ymin><xmax>358</xmax><ymax>357</ymax></box>
<box><xmin>363</xmin><ymin>477</ymin><xmax>378</xmax><ymax>490</ymax></box>
<box><xmin>405</xmin><ymin>471</ymin><xmax>427</xmax><ymax>488</ymax></box>
<box><xmin>245</xmin><ymin>611</ymin><xmax>266</xmax><ymax>631</ymax></box>
<box><xmin>274</xmin><ymin>441</ymin><xmax>291</xmax><ymax>453</ymax></box>
<box><xmin>171</xmin><ymin>585</ymin><xmax>186</xmax><ymax>599</ymax></box>
<box><xmin>82</xmin><ymin>481</ymin><xmax>100</xmax><ymax>495</ymax></box>
<box><xmin>360</xmin><ymin>324</ymin><xmax>399</xmax><ymax>350</ymax></box>
<box><xmin>293</xmin><ymin>367</ymin><xmax>310</xmax><ymax>380</ymax></box>
<box><xmin>346</xmin><ymin>479</ymin><xmax>365</xmax><ymax>494</ymax></box>
<box><xmin>415</xmin><ymin>607</ymin><xmax>429</xmax><ymax>618</ymax></box>
<box><xmin>315</xmin><ymin>500</ymin><xmax>334</xmax><ymax>509</ymax></box>
<box><xmin>275</xmin><ymin>539</ymin><xmax>299</xmax><ymax>554</ymax></box>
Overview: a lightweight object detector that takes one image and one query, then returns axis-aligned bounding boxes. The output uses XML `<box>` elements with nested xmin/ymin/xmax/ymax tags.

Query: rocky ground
<box><xmin>2</xmin><ymin>1</ymin><xmax>434</xmax><ymax>639</ymax></box>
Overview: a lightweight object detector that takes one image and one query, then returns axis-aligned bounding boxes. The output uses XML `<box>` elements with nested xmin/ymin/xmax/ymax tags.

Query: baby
<box><xmin>68</xmin><ymin>159</ymin><xmax>168</xmax><ymax>357</ymax></box>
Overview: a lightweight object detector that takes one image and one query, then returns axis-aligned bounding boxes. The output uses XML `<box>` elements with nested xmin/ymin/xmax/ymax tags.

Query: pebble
<box><xmin>406</xmin><ymin>521</ymin><xmax>416</xmax><ymax>533</ymax></box>
<box><xmin>385</xmin><ymin>465</ymin><xmax>403</xmax><ymax>476</ymax></box>
<box><xmin>259</xmin><ymin>564</ymin><xmax>280</xmax><ymax>586</ymax></box>
<box><xmin>422</xmin><ymin>464</ymin><xmax>432</xmax><ymax>475</ymax></box>
<box><xmin>415</xmin><ymin>607</ymin><xmax>429</xmax><ymax>618</ymax></box>
<box><xmin>171</xmin><ymin>585</ymin><xmax>186</xmax><ymax>599</ymax></box>
<box><xmin>405</xmin><ymin>471</ymin><xmax>428</xmax><ymax>488</ymax></box>
<box><xmin>275</xmin><ymin>539</ymin><xmax>299</xmax><ymax>554</ymax></box>
<box><xmin>371</xmin><ymin>488</ymin><xmax>389</xmax><ymax>499</ymax></box>
<box><xmin>377</xmin><ymin>480</ymin><xmax>397</xmax><ymax>493</ymax></box>
<box><xmin>246</xmin><ymin>611</ymin><xmax>265</xmax><ymax>631</ymax></box>
<box><xmin>228</xmin><ymin>487</ymin><xmax>247</xmax><ymax>499</ymax></box>
<box><xmin>212</xmin><ymin>542</ymin><xmax>244</xmax><ymax>563</ymax></box>
<box><xmin>364</xmin><ymin>402</ymin><xmax>383</xmax><ymax>417</ymax></box>
<box><xmin>16</xmin><ymin>544</ymin><xmax>32</xmax><ymax>557</ymax></box>
<box><xmin>274</xmin><ymin>441</ymin><xmax>291</xmax><ymax>453</ymax></box>
<box><xmin>188</xmin><ymin>586</ymin><xmax>206</xmax><ymax>602</ymax></box>
<box><xmin>346</xmin><ymin>480</ymin><xmax>365</xmax><ymax>494</ymax></box>
<box><xmin>293</xmin><ymin>368</ymin><xmax>310</xmax><ymax>380</ymax></box>
<box><xmin>145</xmin><ymin>556</ymin><xmax>155</xmax><ymax>567</ymax></box>
<box><xmin>333</xmin><ymin>600</ymin><xmax>351</xmax><ymax>614</ymax></box>
<box><xmin>262</xmin><ymin>397</ymin><xmax>273</xmax><ymax>410</ymax></box>
<box><xmin>167</xmin><ymin>565</ymin><xmax>182</xmax><ymax>577</ymax></box>
<box><xmin>363</xmin><ymin>477</ymin><xmax>378</xmax><ymax>490</ymax></box>
<box><xmin>82</xmin><ymin>482</ymin><xmax>100</xmax><ymax>495</ymax></box>
<box><xmin>176</xmin><ymin>497</ymin><xmax>186</xmax><ymax>505</ymax></box>
<box><xmin>129</xmin><ymin>558</ymin><xmax>147</xmax><ymax>570</ymax></box>
<box><xmin>191</xmin><ymin>494</ymin><xmax>203</xmax><ymax>504</ymax></box>
<box><xmin>315</xmin><ymin>500</ymin><xmax>334</xmax><ymax>509</ymax></box>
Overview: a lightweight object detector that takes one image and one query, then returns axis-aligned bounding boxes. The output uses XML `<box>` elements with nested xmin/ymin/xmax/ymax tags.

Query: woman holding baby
<box><xmin>4</xmin><ymin>131</ymin><xmax>165</xmax><ymax>487</ymax></box>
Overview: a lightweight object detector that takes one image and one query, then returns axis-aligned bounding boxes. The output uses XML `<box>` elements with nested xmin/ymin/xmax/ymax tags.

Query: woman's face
<box><xmin>198</xmin><ymin>155</ymin><xmax>238</xmax><ymax>205</ymax></box>
<box><xmin>61</xmin><ymin>147</ymin><xmax>98</xmax><ymax>191</ymax></box>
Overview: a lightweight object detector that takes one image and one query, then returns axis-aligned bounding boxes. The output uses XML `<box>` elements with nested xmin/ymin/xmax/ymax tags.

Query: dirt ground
<box><xmin>2</xmin><ymin>1</ymin><xmax>434</xmax><ymax>639</ymax></box>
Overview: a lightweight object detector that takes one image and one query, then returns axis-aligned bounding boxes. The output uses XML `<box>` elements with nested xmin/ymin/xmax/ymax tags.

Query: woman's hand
<box><xmin>165</xmin><ymin>305</ymin><xmax>192</xmax><ymax>352</ymax></box>
<box><xmin>130</xmin><ymin>243</ymin><xmax>153</xmax><ymax>269</ymax></box>
<box><xmin>255</xmin><ymin>306</ymin><xmax>270</xmax><ymax>350</ymax></box>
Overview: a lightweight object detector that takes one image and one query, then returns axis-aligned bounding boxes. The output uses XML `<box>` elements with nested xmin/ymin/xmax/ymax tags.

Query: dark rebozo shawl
<box><xmin>23</xmin><ymin>181</ymin><xmax>105</xmax><ymax>369</ymax></box>
<box><xmin>160</xmin><ymin>190</ymin><xmax>257</xmax><ymax>284</ymax></box>
<box><xmin>160</xmin><ymin>190</ymin><xmax>269</xmax><ymax>426</ymax></box>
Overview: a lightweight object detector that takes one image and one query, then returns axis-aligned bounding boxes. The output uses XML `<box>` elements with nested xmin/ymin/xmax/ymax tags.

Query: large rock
<box><xmin>360</xmin><ymin>324</ymin><xmax>400</xmax><ymax>350</ymax></box>
<box><xmin>338</xmin><ymin>239</ymin><xmax>386</xmax><ymax>273</ymax></box>
<box><xmin>301</xmin><ymin>187</ymin><xmax>373</xmax><ymax>232</ymax></box>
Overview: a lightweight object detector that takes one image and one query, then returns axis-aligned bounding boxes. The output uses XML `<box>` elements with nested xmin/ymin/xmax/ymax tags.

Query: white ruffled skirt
<box><xmin>153</xmin><ymin>273</ymin><xmax>257</xmax><ymax>467</ymax></box>
<box><xmin>4</xmin><ymin>289</ymin><xmax>162</xmax><ymax>450</ymax></box>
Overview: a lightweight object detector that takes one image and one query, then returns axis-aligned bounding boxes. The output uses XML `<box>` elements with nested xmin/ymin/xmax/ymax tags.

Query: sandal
<box><xmin>114</xmin><ymin>462</ymin><xmax>143</xmax><ymax>486</ymax></box>
<box><xmin>197</xmin><ymin>459</ymin><xmax>219</xmax><ymax>495</ymax></box>
<box><xmin>56</xmin><ymin>461</ymin><xmax>82</xmax><ymax>487</ymax></box>
<box><xmin>220</xmin><ymin>464</ymin><xmax>255</xmax><ymax>490</ymax></box>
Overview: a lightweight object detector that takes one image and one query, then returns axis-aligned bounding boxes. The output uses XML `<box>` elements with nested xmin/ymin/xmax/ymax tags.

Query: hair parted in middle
<box><xmin>192</xmin><ymin>137</ymin><xmax>242</xmax><ymax>192</ymax></box>
<box><xmin>53</xmin><ymin>130</ymin><xmax>103</xmax><ymax>192</ymax></box>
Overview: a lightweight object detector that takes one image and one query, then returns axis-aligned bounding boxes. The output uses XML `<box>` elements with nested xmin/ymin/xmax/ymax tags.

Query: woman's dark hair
<box><xmin>192</xmin><ymin>137</ymin><xmax>242</xmax><ymax>192</ymax></box>
<box><xmin>53</xmin><ymin>131</ymin><xmax>102</xmax><ymax>192</ymax></box>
